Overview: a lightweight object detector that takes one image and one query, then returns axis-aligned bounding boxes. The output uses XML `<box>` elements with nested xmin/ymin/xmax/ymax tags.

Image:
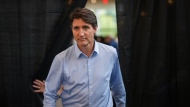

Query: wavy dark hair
<box><xmin>69</xmin><ymin>7</ymin><xmax>97</xmax><ymax>29</ymax></box>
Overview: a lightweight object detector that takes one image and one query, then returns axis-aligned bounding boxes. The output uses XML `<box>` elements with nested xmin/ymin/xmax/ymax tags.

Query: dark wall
<box><xmin>0</xmin><ymin>0</ymin><xmax>87</xmax><ymax>107</ymax></box>
<box><xmin>116</xmin><ymin>0</ymin><xmax>190</xmax><ymax>107</ymax></box>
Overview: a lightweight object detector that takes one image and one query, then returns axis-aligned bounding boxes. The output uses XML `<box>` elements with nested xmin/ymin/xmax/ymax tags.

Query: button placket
<box><xmin>87</xmin><ymin>58</ymin><xmax>93</xmax><ymax>105</ymax></box>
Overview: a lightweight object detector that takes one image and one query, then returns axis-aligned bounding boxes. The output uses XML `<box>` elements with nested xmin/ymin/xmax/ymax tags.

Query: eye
<box><xmin>73</xmin><ymin>27</ymin><xmax>79</xmax><ymax>30</ymax></box>
<box><xmin>83</xmin><ymin>26</ymin><xmax>89</xmax><ymax>30</ymax></box>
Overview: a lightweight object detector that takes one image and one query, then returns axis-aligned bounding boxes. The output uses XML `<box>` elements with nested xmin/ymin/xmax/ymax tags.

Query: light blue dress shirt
<box><xmin>43</xmin><ymin>41</ymin><xmax>126</xmax><ymax>107</ymax></box>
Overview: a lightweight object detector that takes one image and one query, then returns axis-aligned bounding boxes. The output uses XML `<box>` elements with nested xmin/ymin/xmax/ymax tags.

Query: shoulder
<box><xmin>54</xmin><ymin>45</ymin><xmax>75</xmax><ymax>60</ymax></box>
<box><xmin>97</xmin><ymin>42</ymin><xmax>119</xmax><ymax>65</ymax></box>
<box><xmin>98</xmin><ymin>42</ymin><xmax>117</xmax><ymax>53</ymax></box>
<box><xmin>98</xmin><ymin>42</ymin><xmax>118</xmax><ymax>60</ymax></box>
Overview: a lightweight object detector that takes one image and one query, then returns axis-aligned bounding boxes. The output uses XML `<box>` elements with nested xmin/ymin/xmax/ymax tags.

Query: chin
<box><xmin>81</xmin><ymin>43</ymin><xmax>88</xmax><ymax>47</ymax></box>
<box><xmin>78</xmin><ymin>42</ymin><xmax>88</xmax><ymax>46</ymax></box>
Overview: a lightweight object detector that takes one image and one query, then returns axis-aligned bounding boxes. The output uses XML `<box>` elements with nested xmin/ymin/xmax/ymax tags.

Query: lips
<box><xmin>78</xmin><ymin>38</ymin><xmax>86</xmax><ymax>41</ymax></box>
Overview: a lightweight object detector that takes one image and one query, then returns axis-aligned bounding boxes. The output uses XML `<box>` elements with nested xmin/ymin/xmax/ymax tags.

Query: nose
<box><xmin>79</xmin><ymin>29</ymin><xmax>84</xmax><ymax>36</ymax></box>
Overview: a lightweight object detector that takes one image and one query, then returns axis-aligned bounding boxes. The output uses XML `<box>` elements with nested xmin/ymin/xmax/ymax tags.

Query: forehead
<box><xmin>72</xmin><ymin>18</ymin><xmax>91</xmax><ymax>26</ymax></box>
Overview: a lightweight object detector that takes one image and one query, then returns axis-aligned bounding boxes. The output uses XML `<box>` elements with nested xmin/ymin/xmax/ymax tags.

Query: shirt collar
<box><xmin>74</xmin><ymin>41</ymin><xmax>99</xmax><ymax>58</ymax></box>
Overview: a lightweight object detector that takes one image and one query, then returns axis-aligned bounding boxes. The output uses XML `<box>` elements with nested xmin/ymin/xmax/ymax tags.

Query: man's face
<box><xmin>72</xmin><ymin>18</ymin><xmax>97</xmax><ymax>48</ymax></box>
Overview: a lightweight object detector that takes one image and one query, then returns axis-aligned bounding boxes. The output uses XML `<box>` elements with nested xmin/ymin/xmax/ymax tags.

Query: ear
<box><xmin>93</xmin><ymin>26</ymin><xmax>97</xmax><ymax>32</ymax></box>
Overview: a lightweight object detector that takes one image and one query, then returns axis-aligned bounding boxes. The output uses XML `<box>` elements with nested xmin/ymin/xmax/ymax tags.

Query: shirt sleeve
<box><xmin>43</xmin><ymin>55</ymin><xmax>64</xmax><ymax>107</ymax></box>
<box><xmin>110</xmin><ymin>54</ymin><xmax>126</xmax><ymax>107</ymax></box>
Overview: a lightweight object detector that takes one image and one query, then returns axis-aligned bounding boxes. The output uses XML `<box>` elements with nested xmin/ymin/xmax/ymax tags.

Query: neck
<box><xmin>78</xmin><ymin>41</ymin><xmax>95</xmax><ymax>57</ymax></box>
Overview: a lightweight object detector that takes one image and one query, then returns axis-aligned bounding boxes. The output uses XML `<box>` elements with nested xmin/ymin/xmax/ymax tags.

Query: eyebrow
<box><xmin>73</xmin><ymin>25</ymin><xmax>90</xmax><ymax>28</ymax></box>
<box><xmin>82</xmin><ymin>25</ymin><xmax>90</xmax><ymax>28</ymax></box>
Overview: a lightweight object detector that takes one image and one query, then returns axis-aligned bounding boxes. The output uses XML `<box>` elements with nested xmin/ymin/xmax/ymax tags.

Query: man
<box><xmin>43</xmin><ymin>7</ymin><xmax>126</xmax><ymax>107</ymax></box>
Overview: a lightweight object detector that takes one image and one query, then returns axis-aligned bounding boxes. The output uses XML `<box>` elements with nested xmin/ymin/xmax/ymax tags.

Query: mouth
<box><xmin>78</xmin><ymin>38</ymin><xmax>86</xmax><ymax>41</ymax></box>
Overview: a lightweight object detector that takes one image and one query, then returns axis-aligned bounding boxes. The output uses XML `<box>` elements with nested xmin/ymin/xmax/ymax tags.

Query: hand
<box><xmin>57</xmin><ymin>85</ymin><xmax>64</xmax><ymax>96</ymax></box>
<box><xmin>32</xmin><ymin>79</ymin><xmax>45</xmax><ymax>93</ymax></box>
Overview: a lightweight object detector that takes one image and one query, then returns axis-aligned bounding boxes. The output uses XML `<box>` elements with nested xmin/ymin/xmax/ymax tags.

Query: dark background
<box><xmin>0</xmin><ymin>0</ymin><xmax>190</xmax><ymax>107</ymax></box>
<box><xmin>116</xmin><ymin>0</ymin><xmax>190</xmax><ymax>107</ymax></box>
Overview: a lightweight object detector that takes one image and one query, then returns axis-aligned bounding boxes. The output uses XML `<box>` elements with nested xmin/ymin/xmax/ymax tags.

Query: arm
<box><xmin>32</xmin><ymin>79</ymin><xmax>64</xmax><ymax>96</ymax></box>
<box><xmin>43</xmin><ymin>56</ymin><xmax>64</xmax><ymax>107</ymax></box>
<box><xmin>110</xmin><ymin>56</ymin><xmax>126</xmax><ymax>107</ymax></box>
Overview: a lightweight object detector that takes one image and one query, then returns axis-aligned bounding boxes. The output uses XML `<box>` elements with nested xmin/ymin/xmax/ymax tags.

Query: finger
<box><xmin>32</xmin><ymin>85</ymin><xmax>40</xmax><ymax>89</ymax></box>
<box><xmin>34</xmin><ymin>90</ymin><xmax>42</xmax><ymax>93</ymax></box>
<box><xmin>35</xmin><ymin>79</ymin><xmax>44</xmax><ymax>84</ymax></box>
<box><xmin>61</xmin><ymin>85</ymin><xmax>64</xmax><ymax>90</ymax></box>
<box><xmin>34</xmin><ymin>80</ymin><xmax>43</xmax><ymax>84</ymax></box>
<box><xmin>33</xmin><ymin>81</ymin><xmax>40</xmax><ymax>86</ymax></box>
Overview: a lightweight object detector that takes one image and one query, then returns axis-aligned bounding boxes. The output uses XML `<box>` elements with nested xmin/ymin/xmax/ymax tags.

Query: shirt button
<box><xmin>89</xmin><ymin>92</ymin><xmax>92</xmax><ymax>96</ymax></box>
